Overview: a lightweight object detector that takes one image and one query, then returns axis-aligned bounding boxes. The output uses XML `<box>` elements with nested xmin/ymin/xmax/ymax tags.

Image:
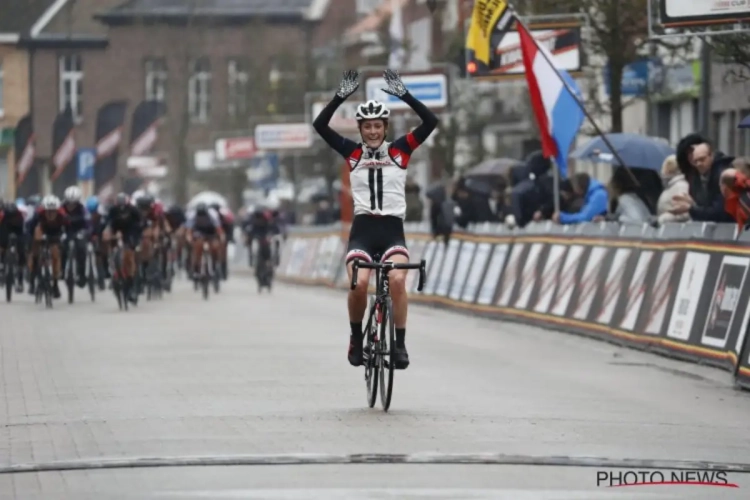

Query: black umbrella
<box><xmin>464</xmin><ymin>158</ymin><xmax>524</xmax><ymax>178</ymax></box>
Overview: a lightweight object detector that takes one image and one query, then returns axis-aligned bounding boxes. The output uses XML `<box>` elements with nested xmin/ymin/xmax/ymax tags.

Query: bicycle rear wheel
<box><xmin>201</xmin><ymin>253</ymin><xmax>210</xmax><ymax>300</ymax></box>
<box><xmin>5</xmin><ymin>249</ymin><xmax>16</xmax><ymax>302</ymax></box>
<box><xmin>379</xmin><ymin>297</ymin><xmax>396</xmax><ymax>411</ymax></box>
<box><xmin>87</xmin><ymin>251</ymin><xmax>96</xmax><ymax>302</ymax></box>
<box><xmin>364</xmin><ymin>298</ymin><xmax>378</xmax><ymax>408</ymax></box>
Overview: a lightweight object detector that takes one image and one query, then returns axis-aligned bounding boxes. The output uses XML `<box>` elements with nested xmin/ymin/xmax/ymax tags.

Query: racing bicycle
<box><xmin>255</xmin><ymin>237</ymin><xmax>274</xmax><ymax>293</ymax></box>
<box><xmin>350</xmin><ymin>255</ymin><xmax>426</xmax><ymax>412</ymax></box>
<box><xmin>63</xmin><ymin>231</ymin><xmax>87</xmax><ymax>304</ymax></box>
<box><xmin>110</xmin><ymin>233</ymin><xmax>134</xmax><ymax>311</ymax></box>
<box><xmin>35</xmin><ymin>236</ymin><xmax>55</xmax><ymax>309</ymax></box>
<box><xmin>2</xmin><ymin>233</ymin><xmax>23</xmax><ymax>302</ymax></box>
<box><xmin>195</xmin><ymin>237</ymin><xmax>219</xmax><ymax>300</ymax></box>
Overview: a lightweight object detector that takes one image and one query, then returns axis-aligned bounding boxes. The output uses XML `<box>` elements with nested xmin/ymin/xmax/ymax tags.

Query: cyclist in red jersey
<box><xmin>134</xmin><ymin>194</ymin><xmax>167</xmax><ymax>276</ymax></box>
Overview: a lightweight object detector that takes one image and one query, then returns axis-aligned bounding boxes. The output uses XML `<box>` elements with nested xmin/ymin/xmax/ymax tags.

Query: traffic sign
<box><xmin>77</xmin><ymin>148</ymin><xmax>96</xmax><ymax>181</ymax></box>
<box><xmin>365</xmin><ymin>73</ymin><xmax>448</xmax><ymax>111</ymax></box>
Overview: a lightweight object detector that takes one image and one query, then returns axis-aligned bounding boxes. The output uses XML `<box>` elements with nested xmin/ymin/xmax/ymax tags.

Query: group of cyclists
<box><xmin>0</xmin><ymin>187</ymin><xmax>285</xmax><ymax>306</ymax></box>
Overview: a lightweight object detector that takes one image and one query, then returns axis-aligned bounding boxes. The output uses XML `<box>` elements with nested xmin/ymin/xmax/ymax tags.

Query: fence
<box><xmin>274</xmin><ymin>220</ymin><xmax>750</xmax><ymax>390</ymax></box>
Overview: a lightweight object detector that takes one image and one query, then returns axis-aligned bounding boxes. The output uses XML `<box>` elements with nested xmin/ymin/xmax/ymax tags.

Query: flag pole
<box><xmin>551</xmin><ymin>158</ymin><xmax>561</xmax><ymax>214</ymax></box>
<box><xmin>514</xmin><ymin>13</ymin><xmax>640</xmax><ymax>187</ymax></box>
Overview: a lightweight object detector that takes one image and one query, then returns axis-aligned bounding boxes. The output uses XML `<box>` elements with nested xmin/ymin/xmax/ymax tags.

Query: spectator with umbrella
<box><xmin>600</xmin><ymin>167</ymin><xmax>651</xmax><ymax>224</ymax></box>
<box><xmin>452</xmin><ymin>177</ymin><xmax>495</xmax><ymax>228</ymax></box>
<box><xmin>570</xmin><ymin>132</ymin><xmax>672</xmax><ymax>214</ymax></box>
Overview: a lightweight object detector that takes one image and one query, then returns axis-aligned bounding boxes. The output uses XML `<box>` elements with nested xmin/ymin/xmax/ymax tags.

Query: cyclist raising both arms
<box><xmin>312</xmin><ymin>69</ymin><xmax>438</xmax><ymax>369</ymax></box>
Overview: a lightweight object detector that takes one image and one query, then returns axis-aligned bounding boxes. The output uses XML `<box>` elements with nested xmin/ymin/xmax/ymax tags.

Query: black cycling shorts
<box><xmin>346</xmin><ymin>214</ymin><xmax>409</xmax><ymax>264</ymax></box>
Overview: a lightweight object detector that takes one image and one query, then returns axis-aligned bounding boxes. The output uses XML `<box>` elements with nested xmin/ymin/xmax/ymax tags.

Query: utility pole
<box><xmin>698</xmin><ymin>38</ymin><xmax>712</xmax><ymax>138</ymax></box>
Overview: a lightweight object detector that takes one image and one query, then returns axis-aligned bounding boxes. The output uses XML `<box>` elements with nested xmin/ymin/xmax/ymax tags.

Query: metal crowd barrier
<box><xmin>275</xmin><ymin>221</ymin><xmax>750</xmax><ymax>389</ymax></box>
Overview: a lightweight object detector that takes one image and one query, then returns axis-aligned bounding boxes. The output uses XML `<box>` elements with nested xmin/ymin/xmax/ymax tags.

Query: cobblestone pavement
<box><xmin>1</xmin><ymin>277</ymin><xmax>749</xmax><ymax>498</ymax></box>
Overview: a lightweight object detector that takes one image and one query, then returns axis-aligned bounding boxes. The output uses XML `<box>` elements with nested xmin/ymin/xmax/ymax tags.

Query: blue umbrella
<box><xmin>739</xmin><ymin>114</ymin><xmax>750</xmax><ymax>128</ymax></box>
<box><xmin>570</xmin><ymin>133</ymin><xmax>674</xmax><ymax>171</ymax></box>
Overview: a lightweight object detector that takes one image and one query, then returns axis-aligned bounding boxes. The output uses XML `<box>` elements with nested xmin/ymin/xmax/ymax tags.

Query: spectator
<box><xmin>670</xmin><ymin>141</ymin><xmax>734</xmax><ymax>222</ymax></box>
<box><xmin>732</xmin><ymin>157</ymin><xmax>750</xmax><ymax>176</ymax></box>
<box><xmin>427</xmin><ymin>183</ymin><xmax>455</xmax><ymax>244</ymax></box>
<box><xmin>489</xmin><ymin>186</ymin><xmax>510</xmax><ymax>221</ymax></box>
<box><xmin>313</xmin><ymin>199</ymin><xmax>335</xmax><ymax>225</ymax></box>
<box><xmin>604</xmin><ymin>167</ymin><xmax>651</xmax><ymax>224</ymax></box>
<box><xmin>553</xmin><ymin>172</ymin><xmax>608</xmax><ymax>224</ymax></box>
<box><xmin>719</xmin><ymin>168</ymin><xmax>750</xmax><ymax>230</ymax></box>
<box><xmin>657</xmin><ymin>154</ymin><xmax>690</xmax><ymax>224</ymax></box>
<box><xmin>510</xmin><ymin>151</ymin><xmax>554</xmax><ymax>227</ymax></box>
<box><xmin>452</xmin><ymin>178</ymin><xmax>494</xmax><ymax>228</ymax></box>
<box><xmin>404</xmin><ymin>177</ymin><xmax>424</xmax><ymax>222</ymax></box>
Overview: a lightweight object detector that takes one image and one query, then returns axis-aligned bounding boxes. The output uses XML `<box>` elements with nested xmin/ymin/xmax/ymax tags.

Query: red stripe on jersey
<box><xmin>406</xmin><ymin>132</ymin><xmax>420</xmax><ymax>151</ymax></box>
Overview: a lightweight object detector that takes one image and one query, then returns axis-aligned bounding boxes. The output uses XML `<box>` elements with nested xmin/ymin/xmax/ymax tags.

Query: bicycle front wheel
<box><xmin>364</xmin><ymin>297</ymin><xmax>378</xmax><ymax>408</ymax></box>
<box><xmin>379</xmin><ymin>296</ymin><xmax>396</xmax><ymax>411</ymax></box>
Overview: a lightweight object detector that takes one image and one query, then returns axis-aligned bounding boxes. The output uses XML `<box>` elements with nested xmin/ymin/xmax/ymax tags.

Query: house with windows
<box><xmin>0</xmin><ymin>0</ymin><xmax>56</xmax><ymax>197</ymax></box>
<box><xmin>20</xmin><ymin>0</ymin><xmax>331</xmax><ymax>201</ymax></box>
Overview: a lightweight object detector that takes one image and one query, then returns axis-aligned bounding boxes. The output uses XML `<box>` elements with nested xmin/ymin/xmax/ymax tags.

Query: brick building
<box><xmin>17</xmin><ymin>0</ymin><xmax>330</xmax><ymax>202</ymax></box>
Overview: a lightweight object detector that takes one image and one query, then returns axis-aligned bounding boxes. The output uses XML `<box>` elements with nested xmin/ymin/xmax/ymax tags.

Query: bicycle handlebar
<box><xmin>350</xmin><ymin>258</ymin><xmax>427</xmax><ymax>292</ymax></box>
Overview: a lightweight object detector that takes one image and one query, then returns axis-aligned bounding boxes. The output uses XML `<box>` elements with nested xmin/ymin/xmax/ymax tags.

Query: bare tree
<box><xmin>529</xmin><ymin>0</ymin><xmax>691</xmax><ymax>132</ymax></box>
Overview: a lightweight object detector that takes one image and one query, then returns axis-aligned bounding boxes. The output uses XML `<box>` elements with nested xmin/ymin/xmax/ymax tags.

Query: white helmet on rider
<box><xmin>131</xmin><ymin>189</ymin><xmax>146</xmax><ymax>205</ymax></box>
<box><xmin>42</xmin><ymin>195</ymin><xmax>61</xmax><ymax>210</ymax></box>
<box><xmin>64</xmin><ymin>185</ymin><xmax>82</xmax><ymax>203</ymax></box>
<box><xmin>355</xmin><ymin>100</ymin><xmax>391</xmax><ymax>121</ymax></box>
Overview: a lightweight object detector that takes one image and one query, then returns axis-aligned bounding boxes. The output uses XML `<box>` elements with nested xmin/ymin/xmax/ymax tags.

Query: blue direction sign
<box><xmin>365</xmin><ymin>73</ymin><xmax>448</xmax><ymax>110</ymax></box>
<box><xmin>77</xmin><ymin>148</ymin><xmax>96</xmax><ymax>181</ymax></box>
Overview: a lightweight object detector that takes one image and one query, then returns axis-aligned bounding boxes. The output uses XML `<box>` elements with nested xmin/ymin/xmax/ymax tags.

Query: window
<box><xmin>227</xmin><ymin>59</ymin><xmax>248</xmax><ymax>118</ymax></box>
<box><xmin>59</xmin><ymin>54</ymin><xmax>83</xmax><ymax>121</ymax></box>
<box><xmin>188</xmin><ymin>58</ymin><xmax>211</xmax><ymax>123</ymax></box>
<box><xmin>740</xmin><ymin>109</ymin><xmax>750</xmax><ymax>156</ymax></box>
<box><xmin>145</xmin><ymin>58</ymin><xmax>167</xmax><ymax>102</ymax></box>
<box><xmin>0</xmin><ymin>60</ymin><xmax>4</xmax><ymax>116</ymax></box>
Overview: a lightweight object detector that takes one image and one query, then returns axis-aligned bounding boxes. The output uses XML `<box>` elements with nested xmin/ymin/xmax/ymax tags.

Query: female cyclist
<box><xmin>313</xmin><ymin>69</ymin><xmax>438</xmax><ymax>369</ymax></box>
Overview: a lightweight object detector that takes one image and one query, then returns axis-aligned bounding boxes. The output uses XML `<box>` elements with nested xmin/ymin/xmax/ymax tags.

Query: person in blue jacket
<box><xmin>553</xmin><ymin>172</ymin><xmax>608</xmax><ymax>224</ymax></box>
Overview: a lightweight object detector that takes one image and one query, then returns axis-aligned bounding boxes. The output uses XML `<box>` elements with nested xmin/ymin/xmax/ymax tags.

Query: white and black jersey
<box><xmin>313</xmin><ymin>93</ymin><xmax>438</xmax><ymax>220</ymax></box>
<box><xmin>313</xmin><ymin>91</ymin><xmax>438</xmax><ymax>263</ymax></box>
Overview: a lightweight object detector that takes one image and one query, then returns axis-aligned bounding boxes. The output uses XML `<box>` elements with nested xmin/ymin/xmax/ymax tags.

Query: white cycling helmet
<box><xmin>356</xmin><ymin>100</ymin><xmax>391</xmax><ymax>121</ymax></box>
<box><xmin>131</xmin><ymin>189</ymin><xmax>146</xmax><ymax>205</ymax></box>
<box><xmin>64</xmin><ymin>185</ymin><xmax>82</xmax><ymax>202</ymax></box>
<box><xmin>42</xmin><ymin>195</ymin><xmax>61</xmax><ymax>210</ymax></box>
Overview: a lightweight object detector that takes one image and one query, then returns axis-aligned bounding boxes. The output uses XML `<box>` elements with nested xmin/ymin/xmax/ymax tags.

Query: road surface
<box><xmin>1</xmin><ymin>276</ymin><xmax>749</xmax><ymax>498</ymax></box>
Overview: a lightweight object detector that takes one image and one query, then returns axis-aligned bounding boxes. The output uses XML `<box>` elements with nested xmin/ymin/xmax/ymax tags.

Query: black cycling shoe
<box><xmin>393</xmin><ymin>345</ymin><xmax>410</xmax><ymax>369</ymax></box>
<box><xmin>348</xmin><ymin>335</ymin><xmax>364</xmax><ymax>367</ymax></box>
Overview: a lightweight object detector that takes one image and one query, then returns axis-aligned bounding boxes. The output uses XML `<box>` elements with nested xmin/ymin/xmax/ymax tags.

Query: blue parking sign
<box><xmin>77</xmin><ymin>148</ymin><xmax>96</xmax><ymax>181</ymax></box>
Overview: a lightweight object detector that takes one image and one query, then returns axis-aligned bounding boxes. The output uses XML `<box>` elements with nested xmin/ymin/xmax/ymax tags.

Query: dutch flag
<box><xmin>518</xmin><ymin>20</ymin><xmax>584</xmax><ymax>178</ymax></box>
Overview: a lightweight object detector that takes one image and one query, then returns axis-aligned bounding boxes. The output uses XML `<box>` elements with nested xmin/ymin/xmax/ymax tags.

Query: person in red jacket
<box><xmin>720</xmin><ymin>165</ymin><xmax>750</xmax><ymax>231</ymax></box>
